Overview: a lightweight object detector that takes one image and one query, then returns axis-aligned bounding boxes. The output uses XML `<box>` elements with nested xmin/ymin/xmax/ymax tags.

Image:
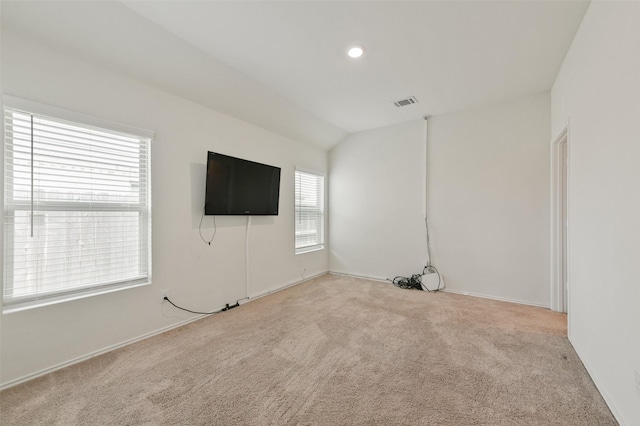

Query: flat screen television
<box><xmin>205</xmin><ymin>151</ymin><xmax>281</xmax><ymax>215</ymax></box>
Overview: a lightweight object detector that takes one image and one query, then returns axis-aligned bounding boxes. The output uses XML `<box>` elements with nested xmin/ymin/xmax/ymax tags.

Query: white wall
<box><xmin>428</xmin><ymin>93</ymin><xmax>551</xmax><ymax>306</ymax></box>
<box><xmin>328</xmin><ymin>95</ymin><xmax>551</xmax><ymax>307</ymax></box>
<box><xmin>329</xmin><ymin>120</ymin><xmax>427</xmax><ymax>280</ymax></box>
<box><xmin>0</xmin><ymin>30</ymin><xmax>328</xmax><ymax>386</ymax></box>
<box><xmin>551</xmin><ymin>2</ymin><xmax>640</xmax><ymax>424</ymax></box>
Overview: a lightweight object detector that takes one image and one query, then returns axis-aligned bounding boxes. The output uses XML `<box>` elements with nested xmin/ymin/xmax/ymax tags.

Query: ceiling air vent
<box><xmin>393</xmin><ymin>96</ymin><xmax>418</xmax><ymax>108</ymax></box>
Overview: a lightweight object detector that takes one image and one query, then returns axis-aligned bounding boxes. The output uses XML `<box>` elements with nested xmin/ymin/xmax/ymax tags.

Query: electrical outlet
<box><xmin>160</xmin><ymin>289</ymin><xmax>169</xmax><ymax>303</ymax></box>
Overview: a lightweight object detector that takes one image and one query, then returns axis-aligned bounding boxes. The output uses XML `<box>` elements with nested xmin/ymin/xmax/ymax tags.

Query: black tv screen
<box><xmin>205</xmin><ymin>152</ymin><xmax>281</xmax><ymax>215</ymax></box>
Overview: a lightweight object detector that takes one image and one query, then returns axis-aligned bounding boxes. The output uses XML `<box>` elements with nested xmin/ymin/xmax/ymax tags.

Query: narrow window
<box><xmin>3</xmin><ymin>101</ymin><xmax>152</xmax><ymax>311</ymax></box>
<box><xmin>294</xmin><ymin>170</ymin><xmax>324</xmax><ymax>254</ymax></box>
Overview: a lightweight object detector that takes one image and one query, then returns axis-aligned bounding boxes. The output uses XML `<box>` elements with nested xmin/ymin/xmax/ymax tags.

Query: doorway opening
<box><xmin>551</xmin><ymin>127</ymin><xmax>568</xmax><ymax>314</ymax></box>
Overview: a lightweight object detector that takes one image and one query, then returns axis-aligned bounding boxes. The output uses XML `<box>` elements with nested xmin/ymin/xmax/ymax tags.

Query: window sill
<box><xmin>3</xmin><ymin>281</ymin><xmax>150</xmax><ymax>314</ymax></box>
<box><xmin>295</xmin><ymin>245</ymin><xmax>324</xmax><ymax>255</ymax></box>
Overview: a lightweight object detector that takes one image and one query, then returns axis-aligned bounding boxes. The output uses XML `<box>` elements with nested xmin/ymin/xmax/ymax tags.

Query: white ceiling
<box><xmin>2</xmin><ymin>1</ymin><xmax>589</xmax><ymax>149</ymax></box>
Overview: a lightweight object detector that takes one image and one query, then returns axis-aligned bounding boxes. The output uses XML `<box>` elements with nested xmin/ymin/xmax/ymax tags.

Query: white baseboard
<box><xmin>0</xmin><ymin>314</ymin><xmax>206</xmax><ymax>391</ymax></box>
<box><xmin>568</xmin><ymin>334</ymin><xmax>625</xmax><ymax>425</ymax></box>
<box><xmin>435</xmin><ymin>288</ymin><xmax>549</xmax><ymax>309</ymax></box>
<box><xmin>0</xmin><ymin>271</ymin><xmax>328</xmax><ymax>391</ymax></box>
<box><xmin>329</xmin><ymin>271</ymin><xmax>389</xmax><ymax>283</ymax></box>
<box><xmin>246</xmin><ymin>271</ymin><xmax>327</xmax><ymax>301</ymax></box>
<box><xmin>330</xmin><ymin>272</ymin><xmax>549</xmax><ymax>309</ymax></box>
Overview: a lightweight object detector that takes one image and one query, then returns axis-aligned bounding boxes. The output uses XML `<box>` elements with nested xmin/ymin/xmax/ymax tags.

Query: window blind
<box><xmin>294</xmin><ymin>170</ymin><xmax>324</xmax><ymax>254</ymax></box>
<box><xmin>3</xmin><ymin>105</ymin><xmax>151</xmax><ymax>308</ymax></box>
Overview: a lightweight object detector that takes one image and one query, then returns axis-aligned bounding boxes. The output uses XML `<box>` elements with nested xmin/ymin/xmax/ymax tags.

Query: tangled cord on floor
<box><xmin>388</xmin><ymin>274</ymin><xmax>424</xmax><ymax>290</ymax></box>
<box><xmin>387</xmin><ymin>266</ymin><xmax>442</xmax><ymax>292</ymax></box>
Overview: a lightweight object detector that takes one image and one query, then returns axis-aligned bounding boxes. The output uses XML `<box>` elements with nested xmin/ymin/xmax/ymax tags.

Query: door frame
<box><xmin>550</xmin><ymin>125</ymin><xmax>569</xmax><ymax>314</ymax></box>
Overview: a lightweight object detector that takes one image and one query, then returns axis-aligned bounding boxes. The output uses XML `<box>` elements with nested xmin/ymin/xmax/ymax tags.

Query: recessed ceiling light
<box><xmin>347</xmin><ymin>45</ymin><xmax>365</xmax><ymax>58</ymax></box>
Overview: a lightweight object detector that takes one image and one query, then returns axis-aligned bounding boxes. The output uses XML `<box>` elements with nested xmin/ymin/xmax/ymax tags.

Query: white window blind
<box><xmin>295</xmin><ymin>170</ymin><xmax>324</xmax><ymax>254</ymax></box>
<box><xmin>3</xmin><ymin>104</ymin><xmax>151</xmax><ymax>309</ymax></box>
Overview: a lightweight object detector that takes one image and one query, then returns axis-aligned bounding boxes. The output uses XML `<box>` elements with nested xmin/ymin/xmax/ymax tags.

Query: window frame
<box><xmin>294</xmin><ymin>169</ymin><xmax>325</xmax><ymax>255</ymax></box>
<box><xmin>2</xmin><ymin>96</ymin><xmax>153</xmax><ymax>312</ymax></box>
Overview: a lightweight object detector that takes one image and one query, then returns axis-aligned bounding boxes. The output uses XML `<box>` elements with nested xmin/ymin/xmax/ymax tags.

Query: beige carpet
<box><xmin>0</xmin><ymin>274</ymin><xmax>616</xmax><ymax>425</ymax></box>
